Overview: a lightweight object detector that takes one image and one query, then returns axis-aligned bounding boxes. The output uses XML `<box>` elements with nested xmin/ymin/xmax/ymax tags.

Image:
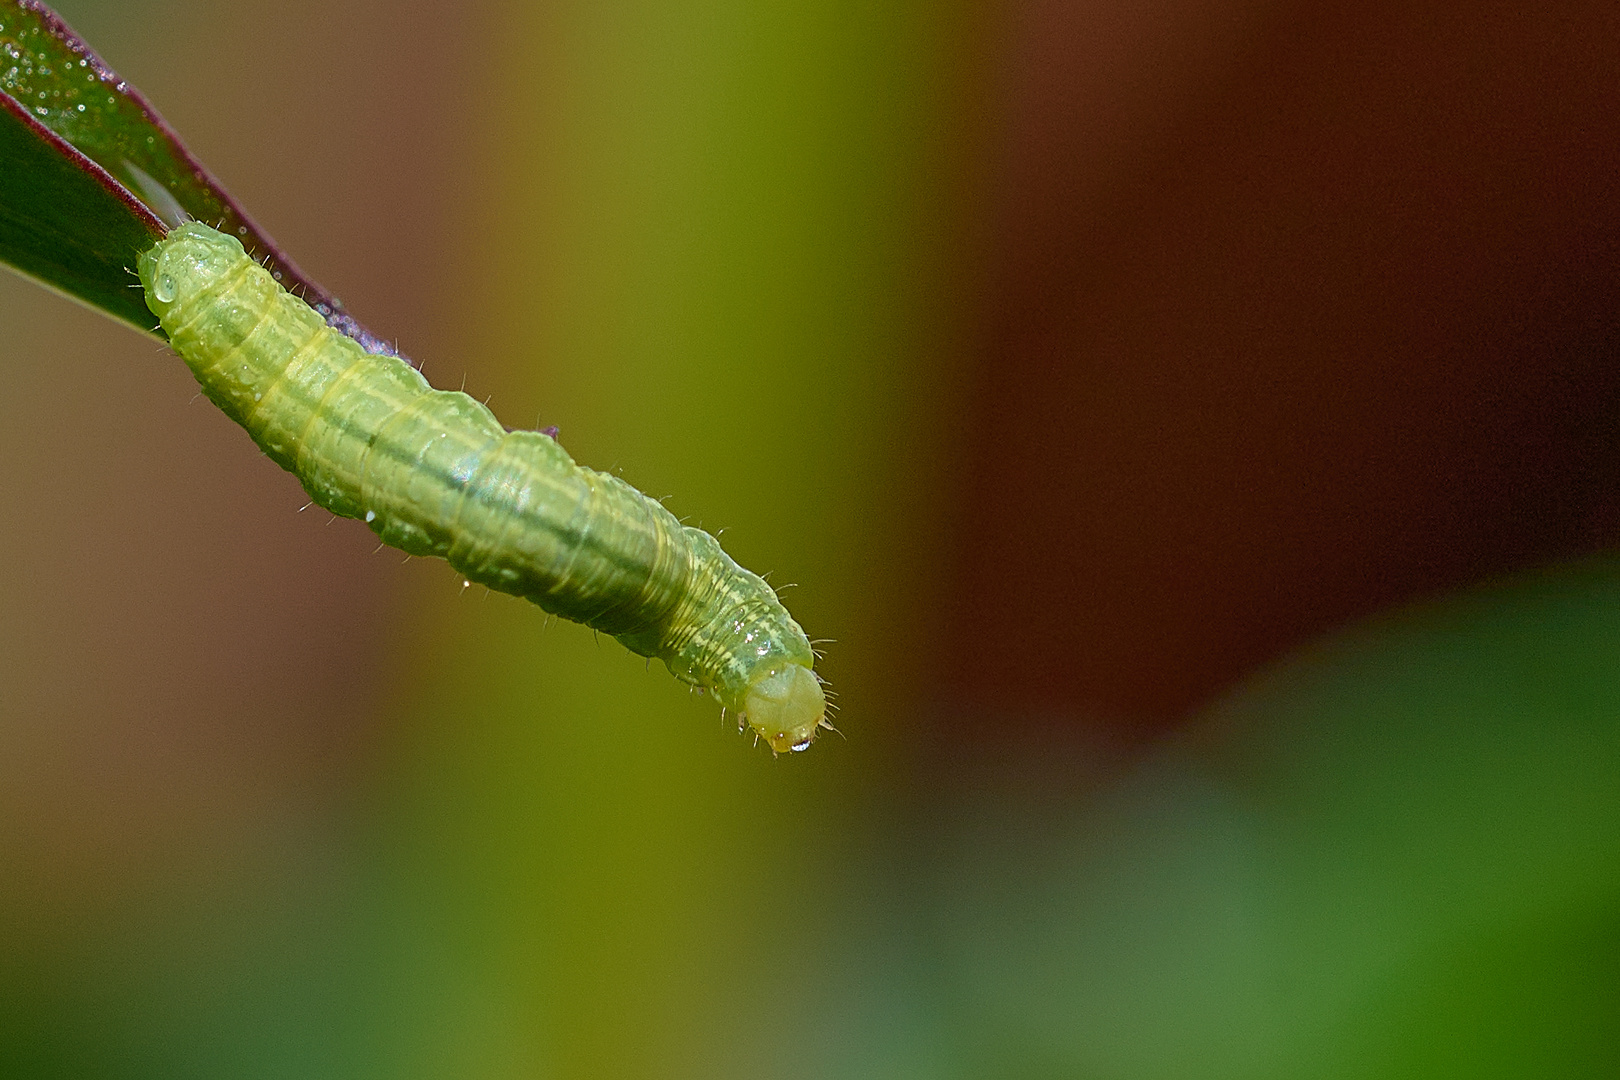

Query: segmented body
<box><xmin>138</xmin><ymin>222</ymin><xmax>825</xmax><ymax>752</ymax></box>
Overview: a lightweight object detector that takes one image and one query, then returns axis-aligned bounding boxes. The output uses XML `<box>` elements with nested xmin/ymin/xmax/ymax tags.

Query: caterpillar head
<box><xmin>138</xmin><ymin>221</ymin><xmax>247</xmax><ymax>318</ymax></box>
<box><xmin>742</xmin><ymin>662</ymin><xmax>826</xmax><ymax>754</ymax></box>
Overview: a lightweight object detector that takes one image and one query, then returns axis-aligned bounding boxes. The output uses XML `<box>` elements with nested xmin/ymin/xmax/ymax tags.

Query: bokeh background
<box><xmin>3</xmin><ymin>0</ymin><xmax>1619</xmax><ymax>1077</ymax></box>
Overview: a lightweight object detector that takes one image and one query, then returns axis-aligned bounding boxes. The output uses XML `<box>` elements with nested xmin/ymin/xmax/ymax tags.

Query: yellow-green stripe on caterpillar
<box><xmin>139</xmin><ymin>222</ymin><xmax>828</xmax><ymax>753</ymax></box>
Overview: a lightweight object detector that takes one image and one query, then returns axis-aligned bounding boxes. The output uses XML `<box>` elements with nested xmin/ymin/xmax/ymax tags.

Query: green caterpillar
<box><xmin>139</xmin><ymin>221</ymin><xmax>828</xmax><ymax>753</ymax></box>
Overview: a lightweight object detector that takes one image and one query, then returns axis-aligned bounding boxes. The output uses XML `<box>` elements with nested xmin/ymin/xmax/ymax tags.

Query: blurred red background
<box><xmin>942</xmin><ymin>0</ymin><xmax>1620</xmax><ymax>738</ymax></box>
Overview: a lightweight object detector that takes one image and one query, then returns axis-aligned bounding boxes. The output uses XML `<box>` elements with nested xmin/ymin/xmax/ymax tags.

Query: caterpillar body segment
<box><xmin>138</xmin><ymin>222</ymin><xmax>826</xmax><ymax>753</ymax></box>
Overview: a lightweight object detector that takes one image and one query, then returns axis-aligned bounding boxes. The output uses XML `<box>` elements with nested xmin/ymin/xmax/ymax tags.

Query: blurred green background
<box><xmin>3</xmin><ymin>0</ymin><xmax>1619</xmax><ymax>1077</ymax></box>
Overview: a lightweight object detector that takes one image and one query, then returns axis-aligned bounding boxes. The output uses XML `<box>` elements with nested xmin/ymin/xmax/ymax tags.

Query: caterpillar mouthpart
<box><xmin>742</xmin><ymin>663</ymin><xmax>826</xmax><ymax>754</ymax></box>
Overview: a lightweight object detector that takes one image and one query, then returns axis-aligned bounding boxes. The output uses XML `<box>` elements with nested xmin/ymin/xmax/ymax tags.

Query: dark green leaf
<box><xmin>0</xmin><ymin>1</ymin><xmax>391</xmax><ymax>351</ymax></box>
<box><xmin>0</xmin><ymin>87</ymin><xmax>163</xmax><ymax>329</ymax></box>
